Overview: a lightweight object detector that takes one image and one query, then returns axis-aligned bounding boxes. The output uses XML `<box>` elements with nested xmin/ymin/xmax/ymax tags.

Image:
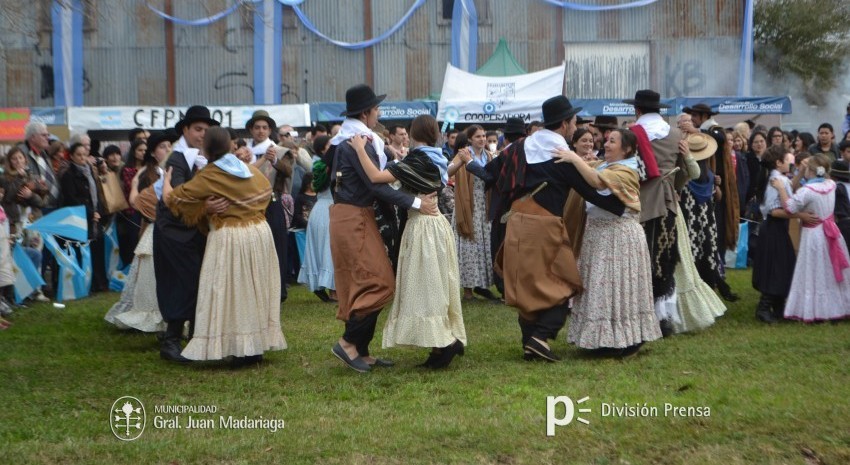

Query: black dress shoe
<box><xmin>717</xmin><ymin>281</ymin><xmax>740</xmax><ymax>302</ymax></box>
<box><xmin>313</xmin><ymin>289</ymin><xmax>331</xmax><ymax>302</ymax></box>
<box><xmin>231</xmin><ymin>354</ymin><xmax>264</xmax><ymax>368</ymax></box>
<box><xmin>524</xmin><ymin>338</ymin><xmax>560</xmax><ymax>362</ymax></box>
<box><xmin>473</xmin><ymin>287</ymin><xmax>500</xmax><ymax>301</ymax></box>
<box><xmin>332</xmin><ymin>343</ymin><xmax>371</xmax><ymax>373</ymax></box>
<box><xmin>430</xmin><ymin>340</ymin><xmax>465</xmax><ymax>369</ymax></box>
<box><xmin>160</xmin><ymin>339</ymin><xmax>191</xmax><ymax>363</ymax></box>
<box><xmin>523</xmin><ymin>351</ymin><xmax>544</xmax><ymax>361</ymax></box>
<box><xmin>619</xmin><ymin>343</ymin><xmax>643</xmax><ymax>358</ymax></box>
<box><xmin>368</xmin><ymin>358</ymin><xmax>395</xmax><ymax>368</ymax></box>
<box><xmin>659</xmin><ymin>319</ymin><xmax>674</xmax><ymax>338</ymax></box>
<box><xmin>418</xmin><ymin>351</ymin><xmax>441</xmax><ymax>367</ymax></box>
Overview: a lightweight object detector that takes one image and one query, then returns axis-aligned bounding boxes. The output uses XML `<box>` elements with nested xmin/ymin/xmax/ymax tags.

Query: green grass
<box><xmin>1</xmin><ymin>269</ymin><xmax>849</xmax><ymax>464</ymax></box>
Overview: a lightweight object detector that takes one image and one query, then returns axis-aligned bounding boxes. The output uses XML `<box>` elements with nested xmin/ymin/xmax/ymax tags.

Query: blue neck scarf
<box><xmin>802</xmin><ymin>176</ymin><xmax>826</xmax><ymax>186</ymax></box>
<box><xmin>213</xmin><ymin>153</ymin><xmax>253</xmax><ymax>179</ymax></box>
<box><xmin>688</xmin><ymin>170</ymin><xmax>716</xmax><ymax>205</ymax></box>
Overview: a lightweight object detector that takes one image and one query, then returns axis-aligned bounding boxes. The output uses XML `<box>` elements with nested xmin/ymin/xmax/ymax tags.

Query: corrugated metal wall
<box><xmin>0</xmin><ymin>0</ymin><xmax>744</xmax><ymax>107</ymax></box>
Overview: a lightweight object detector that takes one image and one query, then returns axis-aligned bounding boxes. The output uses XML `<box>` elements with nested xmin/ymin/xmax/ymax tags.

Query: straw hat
<box><xmin>687</xmin><ymin>132</ymin><xmax>718</xmax><ymax>161</ymax></box>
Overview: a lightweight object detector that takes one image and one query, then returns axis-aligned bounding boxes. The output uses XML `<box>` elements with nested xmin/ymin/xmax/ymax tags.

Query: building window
<box><xmin>438</xmin><ymin>0</ymin><xmax>492</xmax><ymax>26</ymax></box>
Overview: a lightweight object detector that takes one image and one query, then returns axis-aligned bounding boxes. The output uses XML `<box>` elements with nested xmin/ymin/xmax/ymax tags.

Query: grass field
<box><xmin>1</xmin><ymin>269</ymin><xmax>849</xmax><ymax>464</ymax></box>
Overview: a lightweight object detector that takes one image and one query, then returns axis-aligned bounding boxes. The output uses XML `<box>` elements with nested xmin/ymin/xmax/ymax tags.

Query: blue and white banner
<box><xmin>11</xmin><ymin>245</ymin><xmax>46</xmax><ymax>304</ymax></box>
<box><xmin>673</xmin><ymin>97</ymin><xmax>791</xmax><ymax>115</ymax></box>
<box><xmin>253</xmin><ymin>0</ymin><xmax>283</xmax><ymax>105</ymax></box>
<box><xmin>30</xmin><ymin>107</ymin><xmax>67</xmax><ymax>125</ymax></box>
<box><xmin>738</xmin><ymin>0</ymin><xmax>754</xmax><ymax>96</ymax></box>
<box><xmin>26</xmin><ymin>205</ymin><xmax>88</xmax><ymax>242</ymax></box>
<box><xmin>51</xmin><ymin>0</ymin><xmax>84</xmax><ymax>107</ymax></box>
<box><xmin>311</xmin><ymin>101</ymin><xmax>437</xmax><ymax>122</ymax></box>
<box><xmin>67</xmin><ymin>104</ymin><xmax>311</xmax><ymax>131</ymax></box>
<box><xmin>27</xmin><ymin>206</ymin><xmax>90</xmax><ymax>302</ymax></box>
<box><xmin>41</xmin><ymin>233</ymin><xmax>89</xmax><ymax>302</ymax></box>
<box><xmin>451</xmin><ymin>0</ymin><xmax>478</xmax><ymax>73</ymax></box>
<box><xmin>103</xmin><ymin>220</ymin><xmax>129</xmax><ymax>291</ymax></box>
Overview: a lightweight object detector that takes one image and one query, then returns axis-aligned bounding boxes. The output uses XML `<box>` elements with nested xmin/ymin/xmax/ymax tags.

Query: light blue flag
<box><xmin>41</xmin><ymin>233</ymin><xmax>89</xmax><ymax>302</ymax></box>
<box><xmin>26</xmin><ymin>206</ymin><xmax>88</xmax><ymax>242</ymax></box>
<box><xmin>451</xmin><ymin>0</ymin><xmax>478</xmax><ymax>73</ymax></box>
<box><xmin>51</xmin><ymin>0</ymin><xmax>84</xmax><ymax>106</ymax></box>
<box><xmin>103</xmin><ymin>220</ymin><xmax>124</xmax><ymax>284</ymax></box>
<box><xmin>253</xmin><ymin>0</ymin><xmax>283</xmax><ymax>104</ymax></box>
<box><xmin>11</xmin><ymin>245</ymin><xmax>46</xmax><ymax>304</ymax></box>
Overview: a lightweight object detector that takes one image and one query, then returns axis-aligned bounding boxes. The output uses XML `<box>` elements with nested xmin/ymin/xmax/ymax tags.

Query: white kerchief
<box><xmin>635</xmin><ymin>113</ymin><xmax>671</xmax><ymax>141</ymax></box>
<box><xmin>172</xmin><ymin>136</ymin><xmax>208</xmax><ymax>171</ymax></box>
<box><xmin>330</xmin><ymin>118</ymin><xmax>387</xmax><ymax>169</ymax></box>
<box><xmin>248</xmin><ymin>138</ymin><xmax>274</xmax><ymax>164</ymax></box>
<box><xmin>523</xmin><ymin>129</ymin><xmax>570</xmax><ymax>165</ymax></box>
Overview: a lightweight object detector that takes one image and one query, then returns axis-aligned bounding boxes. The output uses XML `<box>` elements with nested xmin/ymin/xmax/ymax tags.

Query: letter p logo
<box><xmin>546</xmin><ymin>396</ymin><xmax>574</xmax><ymax>436</ymax></box>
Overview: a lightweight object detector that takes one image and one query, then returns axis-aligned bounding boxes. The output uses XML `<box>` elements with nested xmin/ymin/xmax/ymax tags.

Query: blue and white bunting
<box><xmin>451</xmin><ymin>0</ymin><xmax>478</xmax><ymax>73</ymax></box>
<box><xmin>51</xmin><ymin>0</ymin><xmax>84</xmax><ymax>106</ymax></box>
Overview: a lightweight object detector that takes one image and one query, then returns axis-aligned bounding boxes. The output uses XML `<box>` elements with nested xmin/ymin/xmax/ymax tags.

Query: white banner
<box><xmin>68</xmin><ymin>105</ymin><xmax>311</xmax><ymax>131</ymax></box>
<box><xmin>437</xmin><ymin>63</ymin><xmax>565</xmax><ymax>124</ymax></box>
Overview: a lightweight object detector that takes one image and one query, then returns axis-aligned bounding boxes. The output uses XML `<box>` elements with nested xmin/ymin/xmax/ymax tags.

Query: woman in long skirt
<box><xmin>297</xmin><ymin>136</ymin><xmax>337</xmax><ymax>302</ymax></box>
<box><xmin>450</xmin><ymin>125</ymin><xmax>498</xmax><ymax>301</ymax></box>
<box><xmin>349</xmin><ymin>115</ymin><xmax>466</xmax><ymax>368</ymax></box>
<box><xmin>772</xmin><ymin>154</ymin><xmax>850</xmax><ymax>322</ymax></box>
<box><xmin>163</xmin><ymin>127</ymin><xmax>286</xmax><ymax>366</ymax></box>
<box><xmin>556</xmin><ymin>129</ymin><xmax>661</xmax><ymax>356</ymax></box>
<box><xmin>752</xmin><ymin>145</ymin><xmax>798</xmax><ymax>323</ymax></box>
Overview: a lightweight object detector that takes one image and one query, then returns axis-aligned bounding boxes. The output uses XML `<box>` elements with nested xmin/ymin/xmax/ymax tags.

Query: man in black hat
<box><xmin>457</xmin><ymin>117</ymin><xmax>527</xmax><ymax>297</ymax></box>
<box><xmin>591</xmin><ymin>116</ymin><xmax>619</xmax><ymax>159</ymax></box>
<box><xmin>683</xmin><ymin>103</ymin><xmax>739</xmax><ymax>301</ymax></box>
<box><xmin>624</xmin><ymin>90</ymin><xmax>689</xmax><ymax>332</ymax></box>
<box><xmin>246</xmin><ymin>109</ymin><xmax>292</xmax><ymax>302</ymax></box>
<box><xmin>153</xmin><ymin>105</ymin><xmax>226</xmax><ymax>363</ymax></box>
<box><xmin>493</xmin><ymin>96</ymin><xmax>626</xmax><ymax>362</ymax></box>
<box><xmin>327</xmin><ymin>84</ymin><xmax>439</xmax><ymax>373</ymax></box>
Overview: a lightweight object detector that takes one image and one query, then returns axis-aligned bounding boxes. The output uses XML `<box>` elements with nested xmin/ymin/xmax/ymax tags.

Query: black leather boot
<box><xmin>160</xmin><ymin>321</ymin><xmax>191</xmax><ymax>363</ymax></box>
<box><xmin>755</xmin><ymin>295</ymin><xmax>777</xmax><ymax>324</ymax></box>
<box><xmin>770</xmin><ymin>296</ymin><xmax>786</xmax><ymax>321</ymax></box>
<box><xmin>717</xmin><ymin>280</ymin><xmax>740</xmax><ymax>302</ymax></box>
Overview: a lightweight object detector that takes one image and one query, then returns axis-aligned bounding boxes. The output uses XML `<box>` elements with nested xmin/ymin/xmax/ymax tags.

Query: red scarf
<box><xmin>629</xmin><ymin>124</ymin><xmax>660</xmax><ymax>181</ymax></box>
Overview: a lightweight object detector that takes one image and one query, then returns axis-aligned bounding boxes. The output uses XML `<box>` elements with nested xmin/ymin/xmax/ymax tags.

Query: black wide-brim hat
<box><xmin>591</xmin><ymin>115</ymin><xmax>619</xmax><ymax>130</ymax></box>
<box><xmin>340</xmin><ymin>84</ymin><xmax>387</xmax><ymax>117</ymax></box>
<box><xmin>683</xmin><ymin>103</ymin><xmax>718</xmax><ymax>116</ymax></box>
<box><xmin>245</xmin><ymin>110</ymin><xmax>277</xmax><ymax>130</ymax></box>
<box><xmin>832</xmin><ymin>160</ymin><xmax>850</xmax><ymax>182</ymax></box>
<box><xmin>503</xmin><ymin>117</ymin><xmax>527</xmax><ymax>136</ymax></box>
<box><xmin>623</xmin><ymin>89</ymin><xmax>670</xmax><ymax>110</ymax></box>
<box><xmin>542</xmin><ymin>95</ymin><xmax>582</xmax><ymax>126</ymax></box>
<box><xmin>175</xmin><ymin>105</ymin><xmax>220</xmax><ymax>132</ymax></box>
<box><xmin>145</xmin><ymin>129</ymin><xmax>180</xmax><ymax>158</ymax></box>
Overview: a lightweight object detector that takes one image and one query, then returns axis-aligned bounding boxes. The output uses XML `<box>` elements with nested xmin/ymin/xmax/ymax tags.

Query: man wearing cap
<box><xmin>494</xmin><ymin>96</ymin><xmax>627</xmax><ymax>362</ymax></box>
<box><xmin>624</xmin><ymin>90</ymin><xmax>688</xmax><ymax>326</ymax></box>
<box><xmin>683</xmin><ymin>103</ymin><xmax>740</xmax><ymax>301</ymax></box>
<box><xmin>153</xmin><ymin>105</ymin><xmax>226</xmax><ymax>363</ymax></box>
<box><xmin>327</xmin><ymin>84</ymin><xmax>439</xmax><ymax>373</ymax></box>
<box><xmin>247</xmin><ymin>110</ymin><xmax>292</xmax><ymax>301</ymax></box>
<box><xmin>458</xmin><ymin>117</ymin><xmax>527</xmax><ymax>297</ymax></box>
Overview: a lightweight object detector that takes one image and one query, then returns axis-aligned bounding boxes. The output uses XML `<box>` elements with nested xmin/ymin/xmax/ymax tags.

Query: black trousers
<box><xmin>153</xmin><ymin>226</ymin><xmax>205</xmax><ymax>323</ymax></box>
<box><xmin>266</xmin><ymin>199</ymin><xmax>288</xmax><ymax>302</ymax></box>
<box><xmin>518</xmin><ymin>303</ymin><xmax>570</xmax><ymax>344</ymax></box>
<box><xmin>342</xmin><ymin>312</ymin><xmax>381</xmax><ymax>357</ymax></box>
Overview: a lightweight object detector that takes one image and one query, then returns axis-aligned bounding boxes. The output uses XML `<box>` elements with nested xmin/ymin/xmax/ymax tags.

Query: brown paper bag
<box><xmin>97</xmin><ymin>171</ymin><xmax>129</xmax><ymax>214</ymax></box>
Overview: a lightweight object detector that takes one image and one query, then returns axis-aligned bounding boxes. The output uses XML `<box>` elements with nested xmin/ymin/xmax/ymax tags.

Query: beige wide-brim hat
<box><xmin>687</xmin><ymin>132</ymin><xmax>718</xmax><ymax>161</ymax></box>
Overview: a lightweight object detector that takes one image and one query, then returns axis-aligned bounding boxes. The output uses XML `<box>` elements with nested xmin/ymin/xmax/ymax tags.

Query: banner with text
<box><xmin>0</xmin><ymin>108</ymin><xmax>31</xmax><ymax>141</ymax></box>
<box><xmin>311</xmin><ymin>101</ymin><xmax>437</xmax><ymax>123</ymax></box>
<box><xmin>437</xmin><ymin>62</ymin><xmax>565</xmax><ymax>124</ymax></box>
<box><xmin>68</xmin><ymin>105</ymin><xmax>311</xmax><ymax>131</ymax></box>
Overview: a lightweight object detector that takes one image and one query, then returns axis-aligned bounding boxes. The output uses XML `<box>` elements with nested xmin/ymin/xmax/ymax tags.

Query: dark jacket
<box><xmin>330</xmin><ymin>141</ymin><xmax>415</xmax><ymax>209</ymax></box>
<box><xmin>0</xmin><ymin>172</ymin><xmax>44</xmax><ymax>233</ymax></box>
<box><xmin>60</xmin><ymin>163</ymin><xmax>104</xmax><ymax>240</ymax></box>
<box><xmin>155</xmin><ymin>151</ymin><xmax>204</xmax><ymax>243</ymax></box>
<box><xmin>18</xmin><ymin>142</ymin><xmax>60</xmax><ymax>208</ymax></box>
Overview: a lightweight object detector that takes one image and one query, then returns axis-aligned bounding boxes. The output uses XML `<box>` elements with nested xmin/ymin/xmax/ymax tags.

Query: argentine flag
<box><xmin>11</xmin><ymin>245</ymin><xmax>46</xmax><ymax>304</ymax></box>
<box><xmin>451</xmin><ymin>0</ymin><xmax>478</xmax><ymax>73</ymax></box>
<box><xmin>27</xmin><ymin>207</ymin><xmax>91</xmax><ymax>302</ymax></box>
<box><xmin>103</xmin><ymin>221</ymin><xmax>129</xmax><ymax>291</ymax></box>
